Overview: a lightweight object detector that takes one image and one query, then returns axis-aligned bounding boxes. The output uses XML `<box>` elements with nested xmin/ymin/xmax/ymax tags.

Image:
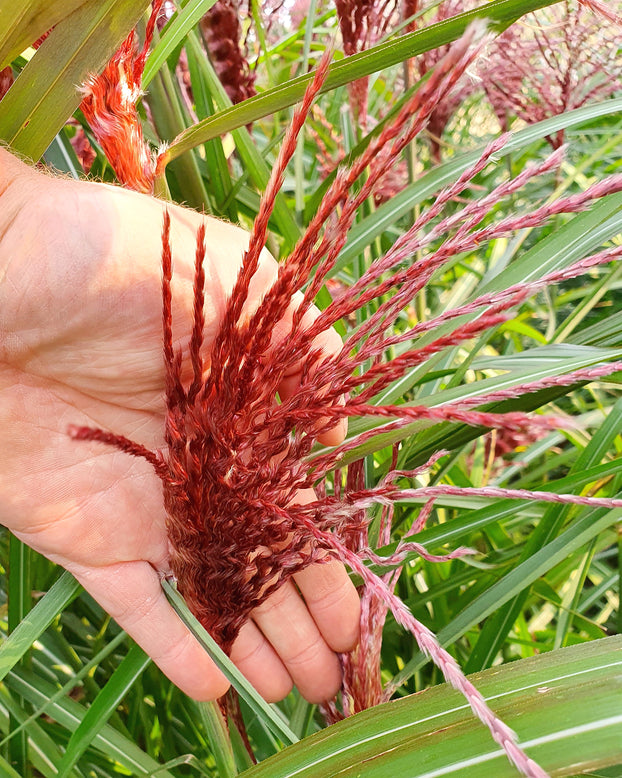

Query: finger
<box><xmin>229</xmin><ymin>619</ymin><xmax>293</xmax><ymax>703</ymax></box>
<box><xmin>0</xmin><ymin>145</ymin><xmax>36</xmax><ymax>191</ymax></box>
<box><xmin>294</xmin><ymin>558</ymin><xmax>360</xmax><ymax>654</ymax></box>
<box><xmin>287</xmin><ymin>488</ymin><xmax>359</xmax><ymax>653</ymax></box>
<box><xmin>251</xmin><ymin>580</ymin><xmax>342</xmax><ymax>704</ymax></box>
<box><xmin>69</xmin><ymin>560</ymin><xmax>230</xmax><ymax>701</ymax></box>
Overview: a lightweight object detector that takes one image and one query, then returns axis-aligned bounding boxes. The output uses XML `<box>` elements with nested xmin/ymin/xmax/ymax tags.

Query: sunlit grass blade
<box><xmin>241</xmin><ymin>637</ymin><xmax>622</xmax><ymax>778</ymax></box>
<box><xmin>162</xmin><ymin>579</ymin><xmax>299</xmax><ymax>747</ymax></box>
<box><xmin>328</xmin><ymin>97</ymin><xmax>622</xmax><ymax>272</ymax></box>
<box><xmin>142</xmin><ymin>0</ymin><xmax>218</xmax><ymax>89</ymax></box>
<box><xmin>0</xmin><ymin>0</ymin><xmax>83</xmax><ymax>68</ymax></box>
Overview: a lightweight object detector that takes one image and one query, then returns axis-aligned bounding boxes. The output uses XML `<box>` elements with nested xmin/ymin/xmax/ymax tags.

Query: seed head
<box><xmin>200</xmin><ymin>0</ymin><xmax>256</xmax><ymax>105</ymax></box>
<box><xmin>481</xmin><ymin>1</ymin><xmax>622</xmax><ymax>147</ymax></box>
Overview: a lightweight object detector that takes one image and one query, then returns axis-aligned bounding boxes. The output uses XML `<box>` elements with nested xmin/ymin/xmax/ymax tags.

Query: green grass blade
<box><xmin>56</xmin><ymin>642</ymin><xmax>151</xmax><ymax>776</ymax></box>
<box><xmin>0</xmin><ymin>630</ymin><xmax>129</xmax><ymax>750</ymax></box>
<box><xmin>394</xmin><ymin>502</ymin><xmax>622</xmax><ymax>687</ymax></box>
<box><xmin>478</xmin><ymin>195</ymin><xmax>622</xmax><ymax>294</ymax></box>
<box><xmin>241</xmin><ymin>637</ymin><xmax>622</xmax><ymax>777</ymax></box>
<box><xmin>177</xmin><ymin>31</ymin><xmax>301</xmax><ymax>248</ymax></box>
<box><xmin>0</xmin><ymin>753</ymin><xmax>22</xmax><ymax>778</ymax></box>
<box><xmin>7</xmin><ymin>536</ymin><xmax>32</xmax><ymax>776</ymax></box>
<box><xmin>327</xmin><ymin>96</ymin><xmax>622</xmax><ymax>271</ymax></box>
<box><xmin>0</xmin><ymin>686</ymin><xmax>65</xmax><ymax>778</ymax></box>
<box><xmin>4</xmin><ymin>667</ymin><xmax>175</xmax><ymax>778</ymax></box>
<box><xmin>0</xmin><ymin>570</ymin><xmax>81</xmax><ymax>684</ymax></box>
<box><xmin>147</xmin><ymin>61</ymin><xmax>211</xmax><ymax>210</ymax></box>
<box><xmin>43</xmin><ymin>129</ymin><xmax>82</xmax><ymax>179</ymax></box>
<box><xmin>7</xmin><ymin>536</ymin><xmax>32</xmax><ymax>635</ymax></box>
<box><xmin>0</xmin><ymin>0</ymin><xmax>149</xmax><ymax>159</ymax></box>
<box><xmin>185</xmin><ymin>31</ymin><xmax>237</xmax><ymax>219</ymax></box>
<box><xmin>572</xmin><ymin>309</ymin><xmax>622</xmax><ymax>347</ymax></box>
<box><xmin>466</xmin><ymin>396</ymin><xmax>622</xmax><ymax>672</ymax></box>
<box><xmin>368</xmin><ymin>455</ymin><xmax>622</xmax><ymax>568</ymax></box>
<box><xmin>162</xmin><ymin>579</ymin><xmax>299</xmax><ymax>747</ymax></box>
<box><xmin>0</xmin><ymin>0</ymin><xmax>84</xmax><ymax>68</ymax></box>
<box><xmin>144</xmin><ymin>755</ymin><xmax>214</xmax><ymax>776</ymax></box>
<box><xmin>197</xmin><ymin>701</ymin><xmax>238</xmax><ymax>778</ymax></box>
<box><xmin>142</xmin><ymin>0</ymin><xmax>218</xmax><ymax>89</ymax></box>
<box><xmin>311</xmin><ymin>345</ymin><xmax>622</xmax><ymax>466</ymax></box>
<box><xmin>553</xmin><ymin>540</ymin><xmax>597</xmax><ymax>650</ymax></box>
<box><xmin>166</xmin><ymin>0</ymin><xmax>561</xmax><ymax>157</ymax></box>
<box><xmin>553</xmin><ymin>263</ymin><xmax>622</xmax><ymax>342</ymax></box>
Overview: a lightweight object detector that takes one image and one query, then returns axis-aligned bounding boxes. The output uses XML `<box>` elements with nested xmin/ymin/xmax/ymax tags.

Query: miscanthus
<box><xmin>73</xmin><ymin>8</ymin><xmax>622</xmax><ymax>778</ymax></box>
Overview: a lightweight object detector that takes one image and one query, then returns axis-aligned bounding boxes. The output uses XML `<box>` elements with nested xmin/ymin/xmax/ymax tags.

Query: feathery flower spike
<box><xmin>80</xmin><ymin>0</ymin><xmax>166</xmax><ymax>192</ymax></box>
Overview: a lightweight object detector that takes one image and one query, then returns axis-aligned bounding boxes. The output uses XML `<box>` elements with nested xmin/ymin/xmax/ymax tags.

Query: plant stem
<box><xmin>197</xmin><ymin>701</ymin><xmax>238</xmax><ymax>778</ymax></box>
<box><xmin>7</xmin><ymin>535</ymin><xmax>32</xmax><ymax>778</ymax></box>
<box><xmin>162</xmin><ymin>579</ymin><xmax>299</xmax><ymax>746</ymax></box>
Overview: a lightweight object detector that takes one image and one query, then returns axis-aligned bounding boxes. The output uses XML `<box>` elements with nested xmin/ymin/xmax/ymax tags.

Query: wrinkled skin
<box><xmin>0</xmin><ymin>147</ymin><xmax>360</xmax><ymax>703</ymax></box>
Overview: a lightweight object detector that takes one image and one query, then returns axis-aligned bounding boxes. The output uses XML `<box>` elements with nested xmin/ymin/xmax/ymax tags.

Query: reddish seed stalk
<box><xmin>0</xmin><ymin>66</ymin><xmax>13</xmax><ymax>101</ymax></box>
<box><xmin>335</xmin><ymin>0</ymin><xmax>397</xmax><ymax>124</ymax></box>
<box><xmin>406</xmin><ymin>0</ymin><xmax>481</xmax><ymax>161</ymax></box>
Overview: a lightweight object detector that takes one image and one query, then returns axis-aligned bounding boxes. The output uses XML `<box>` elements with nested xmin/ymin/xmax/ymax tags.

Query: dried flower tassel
<box><xmin>200</xmin><ymin>0</ymin><xmax>256</xmax><ymax>104</ymax></box>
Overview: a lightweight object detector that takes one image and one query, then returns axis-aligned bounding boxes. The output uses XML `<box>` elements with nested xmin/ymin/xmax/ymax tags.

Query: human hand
<box><xmin>0</xmin><ymin>147</ymin><xmax>360</xmax><ymax>703</ymax></box>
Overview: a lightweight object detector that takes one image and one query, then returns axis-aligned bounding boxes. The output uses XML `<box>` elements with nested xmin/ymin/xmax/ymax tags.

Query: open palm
<box><xmin>0</xmin><ymin>149</ymin><xmax>359</xmax><ymax>703</ymax></box>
